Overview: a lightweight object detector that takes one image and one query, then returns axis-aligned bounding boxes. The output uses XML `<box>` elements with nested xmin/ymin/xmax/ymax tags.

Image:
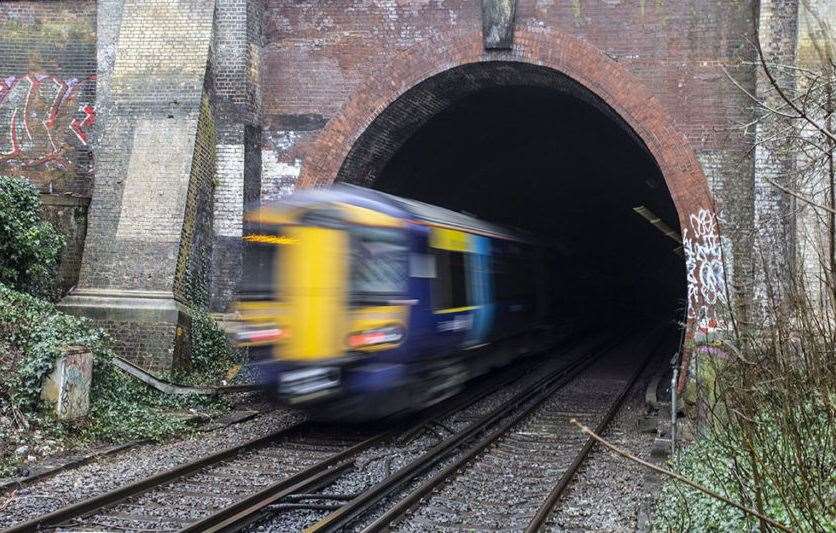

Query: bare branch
<box><xmin>569</xmin><ymin>419</ymin><xmax>793</xmax><ymax>532</ymax></box>
<box><xmin>721</xmin><ymin>64</ymin><xmax>799</xmax><ymax>119</ymax></box>
<box><xmin>755</xmin><ymin>36</ymin><xmax>836</xmax><ymax>143</ymax></box>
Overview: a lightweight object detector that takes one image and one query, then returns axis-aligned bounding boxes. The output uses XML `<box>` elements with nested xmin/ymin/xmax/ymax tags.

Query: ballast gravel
<box><xmin>0</xmin><ymin>407</ymin><xmax>304</xmax><ymax>528</ymax></box>
<box><xmin>543</xmin><ymin>359</ymin><xmax>666</xmax><ymax>531</ymax></box>
<box><xmin>0</xmin><ymin>344</ymin><xmax>667</xmax><ymax>531</ymax></box>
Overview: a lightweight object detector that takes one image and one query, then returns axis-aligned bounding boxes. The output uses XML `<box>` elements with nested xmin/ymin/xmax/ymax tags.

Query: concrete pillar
<box><xmin>60</xmin><ymin>0</ymin><xmax>218</xmax><ymax>370</ymax></box>
<box><xmin>40</xmin><ymin>347</ymin><xmax>93</xmax><ymax>420</ymax></box>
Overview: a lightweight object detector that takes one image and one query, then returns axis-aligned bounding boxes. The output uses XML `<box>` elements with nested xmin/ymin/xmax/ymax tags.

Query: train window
<box><xmin>409</xmin><ymin>253</ymin><xmax>436</xmax><ymax>278</ymax></box>
<box><xmin>432</xmin><ymin>250</ymin><xmax>468</xmax><ymax>311</ymax></box>
<box><xmin>350</xmin><ymin>227</ymin><xmax>409</xmax><ymax>297</ymax></box>
<box><xmin>240</xmin><ymin>239</ymin><xmax>277</xmax><ymax>299</ymax></box>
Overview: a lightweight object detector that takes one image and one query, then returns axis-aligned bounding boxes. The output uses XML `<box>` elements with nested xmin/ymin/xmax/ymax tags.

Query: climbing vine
<box><xmin>0</xmin><ymin>176</ymin><xmax>64</xmax><ymax>299</ymax></box>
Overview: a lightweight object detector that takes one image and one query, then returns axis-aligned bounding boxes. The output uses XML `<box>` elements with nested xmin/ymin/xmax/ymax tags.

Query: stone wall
<box><xmin>0</xmin><ymin>1</ymin><xmax>97</xmax><ymax>294</ymax></box>
<box><xmin>60</xmin><ymin>0</ymin><xmax>218</xmax><ymax>369</ymax></box>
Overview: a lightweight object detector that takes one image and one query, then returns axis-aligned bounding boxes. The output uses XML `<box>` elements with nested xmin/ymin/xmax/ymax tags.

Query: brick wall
<box><xmin>0</xmin><ymin>1</ymin><xmax>97</xmax><ymax>294</ymax></box>
<box><xmin>0</xmin><ymin>1</ymin><xmax>96</xmax><ymax>192</ymax></box>
<box><xmin>208</xmin><ymin>0</ymin><xmax>263</xmax><ymax>311</ymax></box>
<box><xmin>3</xmin><ymin>0</ymin><xmax>814</xmax><ymax>368</ymax></box>
<box><xmin>178</xmin><ymin>94</ymin><xmax>218</xmax><ymax>308</ymax></box>
<box><xmin>78</xmin><ymin>0</ymin><xmax>215</xmax><ymax>293</ymax></box>
<box><xmin>262</xmin><ymin>1</ymin><xmax>757</xmax><ymax>205</ymax></box>
<box><xmin>752</xmin><ymin>0</ymin><xmax>800</xmax><ymax>310</ymax></box>
<box><xmin>62</xmin><ymin>0</ymin><xmax>218</xmax><ymax>369</ymax></box>
<box><xmin>262</xmin><ymin>0</ymin><xmax>771</xmax><ymax>337</ymax></box>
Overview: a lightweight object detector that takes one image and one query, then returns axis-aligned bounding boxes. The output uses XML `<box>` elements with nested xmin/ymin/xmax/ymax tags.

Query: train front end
<box><xmin>234</xmin><ymin>195</ymin><xmax>415</xmax><ymax>419</ymax></box>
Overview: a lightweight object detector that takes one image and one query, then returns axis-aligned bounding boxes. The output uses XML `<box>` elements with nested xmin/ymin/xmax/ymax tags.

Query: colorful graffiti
<box><xmin>683</xmin><ymin>208</ymin><xmax>727</xmax><ymax>332</ymax></box>
<box><xmin>0</xmin><ymin>73</ymin><xmax>96</xmax><ymax>172</ymax></box>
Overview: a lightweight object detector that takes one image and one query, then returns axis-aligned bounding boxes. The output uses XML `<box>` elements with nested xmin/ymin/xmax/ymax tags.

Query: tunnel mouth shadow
<box><xmin>334</xmin><ymin>61</ymin><xmax>688</xmax><ymax>331</ymax></box>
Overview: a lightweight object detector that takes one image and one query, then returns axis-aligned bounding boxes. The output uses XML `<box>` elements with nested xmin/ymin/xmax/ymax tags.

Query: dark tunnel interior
<box><xmin>339</xmin><ymin>63</ymin><xmax>687</xmax><ymax>333</ymax></box>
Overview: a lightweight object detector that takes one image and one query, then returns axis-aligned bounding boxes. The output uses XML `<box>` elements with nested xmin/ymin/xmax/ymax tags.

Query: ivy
<box><xmin>0</xmin><ymin>176</ymin><xmax>64</xmax><ymax>299</ymax></box>
<box><xmin>0</xmin><ymin>283</ymin><xmax>228</xmax><ymax>476</ymax></box>
<box><xmin>0</xmin><ymin>283</ymin><xmax>106</xmax><ymax>408</ymax></box>
<box><xmin>0</xmin><ymin>175</ymin><xmax>236</xmax><ymax>476</ymax></box>
<box><xmin>177</xmin><ymin>308</ymin><xmax>242</xmax><ymax>386</ymax></box>
<box><xmin>652</xmin><ymin>408</ymin><xmax>835</xmax><ymax>532</ymax></box>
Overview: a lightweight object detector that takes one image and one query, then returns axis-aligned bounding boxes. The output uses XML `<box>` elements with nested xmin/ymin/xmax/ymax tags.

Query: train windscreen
<box><xmin>350</xmin><ymin>227</ymin><xmax>408</xmax><ymax>300</ymax></box>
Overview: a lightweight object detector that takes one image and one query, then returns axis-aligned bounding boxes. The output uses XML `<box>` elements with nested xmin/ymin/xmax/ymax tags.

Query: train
<box><xmin>234</xmin><ymin>184</ymin><xmax>554</xmax><ymax>420</ymax></box>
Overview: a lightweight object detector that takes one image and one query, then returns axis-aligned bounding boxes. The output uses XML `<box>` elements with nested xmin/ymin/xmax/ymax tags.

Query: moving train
<box><xmin>234</xmin><ymin>185</ymin><xmax>553</xmax><ymax>420</ymax></box>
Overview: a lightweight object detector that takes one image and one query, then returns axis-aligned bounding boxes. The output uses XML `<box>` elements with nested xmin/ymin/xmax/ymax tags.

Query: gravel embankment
<box><xmin>0</xmin><ymin>407</ymin><xmax>304</xmax><ymax>528</ymax></box>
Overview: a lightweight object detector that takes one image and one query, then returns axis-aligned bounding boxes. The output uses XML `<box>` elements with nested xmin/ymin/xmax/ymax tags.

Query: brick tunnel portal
<box><xmin>333</xmin><ymin>62</ymin><xmax>687</xmax><ymax>331</ymax></box>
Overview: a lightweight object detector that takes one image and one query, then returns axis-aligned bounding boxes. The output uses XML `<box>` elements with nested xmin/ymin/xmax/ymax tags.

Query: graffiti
<box><xmin>0</xmin><ymin>73</ymin><xmax>96</xmax><ymax>172</ymax></box>
<box><xmin>683</xmin><ymin>208</ymin><xmax>727</xmax><ymax>332</ymax></box>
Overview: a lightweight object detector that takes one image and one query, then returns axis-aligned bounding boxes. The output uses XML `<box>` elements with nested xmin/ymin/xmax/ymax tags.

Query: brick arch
<box><xmin>298</xmin><ymin>27</ymin><xmax>721</xmax><ymax>377</ymax></box>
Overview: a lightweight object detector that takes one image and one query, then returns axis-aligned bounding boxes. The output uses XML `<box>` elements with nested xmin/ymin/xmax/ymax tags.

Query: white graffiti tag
<box><xmin>682</xmin><ymin>208</ymin><xmax>726</xmax><ymax>331</ymax></box>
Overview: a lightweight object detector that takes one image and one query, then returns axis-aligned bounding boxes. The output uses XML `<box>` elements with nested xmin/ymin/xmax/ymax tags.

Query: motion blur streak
<box><xmin>234</xmin><ymin>185</ymin><xmax>556</xmax><ymax>421</ymax></box>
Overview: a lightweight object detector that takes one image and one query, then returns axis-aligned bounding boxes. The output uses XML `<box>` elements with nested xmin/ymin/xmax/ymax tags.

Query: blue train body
<box><xmin>235</xmin><ymin>185</ymin><xmax>551</xmax><ymax>420</ymax></box>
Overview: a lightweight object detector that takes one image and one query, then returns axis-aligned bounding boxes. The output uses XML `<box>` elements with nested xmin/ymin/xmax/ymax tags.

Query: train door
<box><xmin>429</xmin><ymin>227</ymin><xmax>474</xmax><ymax>351</ymax></box>
<box><xmin>466</xmin><ymin>235</ymin><xmax>493</xmax><ymax>348</ymax></box>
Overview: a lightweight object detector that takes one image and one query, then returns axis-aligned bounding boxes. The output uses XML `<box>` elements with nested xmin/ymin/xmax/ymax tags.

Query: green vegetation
<box><xmin>0</xmin><ymin>176</ymin><xmax>64</xmax><ymax>299</ymax></box>
<box><xmin>0</xmin><ymin>175</ymin><xmax>236</xmax><ymax>478</ymax></box>
<box><xmin>176</xmin><ymin>308</ymin><xmax>243</xmax><ymax>386</ymax></box>
<box><xmin>0</xmin><ymin>283</ymin><xmax>229</xmax><ymax>477</ymax></box>
<box><xmin>653</xmin><ymin>294</ymin><xmax>835</xmax><ymax>531</ymax></box>
<box><xmin>653</xmin><ymin>403</ymin><xmax>834</xmax><ymax>531</ymax></box>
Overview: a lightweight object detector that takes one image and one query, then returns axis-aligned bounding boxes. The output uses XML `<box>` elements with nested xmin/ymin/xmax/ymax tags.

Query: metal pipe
<box><xmin>670</xmin><ymin>367</ymin><xmax>679</xmax><ymax>453</ymax></box>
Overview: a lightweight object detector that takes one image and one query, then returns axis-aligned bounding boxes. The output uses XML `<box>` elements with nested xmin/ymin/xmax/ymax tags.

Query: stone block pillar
<box><xmin>208</xmin><ymin>0</ymin><xmax>264</xmax><ymax>312</ymax></box>
<box><xmin>753</xmin><ymin>0</ymin><xmax>800</xmax><ymax>304</ymax></box>
<box><xmin>60</xmin><ymin>0</ymin><xmax>218</xmax><ymax>370</ymax></box>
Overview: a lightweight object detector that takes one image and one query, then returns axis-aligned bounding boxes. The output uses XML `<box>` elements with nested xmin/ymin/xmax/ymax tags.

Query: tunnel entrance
<box><xmin>330</xmin><ymin>61</ymin><xmax>687</xmax><ymax>331</ymax></box>
<box><xmin>298</xmin><ymin>28</ymin><xmax>720</xmax><ymax>359</ymax></box>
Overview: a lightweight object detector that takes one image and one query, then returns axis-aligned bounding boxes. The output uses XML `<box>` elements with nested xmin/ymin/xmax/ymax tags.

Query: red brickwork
<box><xmin>0</xmin><ymin>0</ymin><xmax>97</xmax><ymax>194</ymax></box>
<box><xmin>298</xmin><ymin>27</ymin><xmax>714</xmax><ymax>231</ymax></box>
<box><xmin>264</xmin><ymin>2</ymin><xmax>752</xmax><ymax>368</ymax></box>
<box><xmin>264</xmin><ymin>1</ymin><xmax>754</xmax><ymax>173</ymax></box>
<box><xmin>264</xmin><ymin>1</ymin><xmax>760</xmax><ymax>217</ymax></box>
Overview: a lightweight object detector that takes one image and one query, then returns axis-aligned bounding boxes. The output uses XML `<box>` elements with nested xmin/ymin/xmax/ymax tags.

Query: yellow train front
<box><xmin>234</xmin><ymin>185</ymin><xmax>549</xmax><ymax>421</ymax></box>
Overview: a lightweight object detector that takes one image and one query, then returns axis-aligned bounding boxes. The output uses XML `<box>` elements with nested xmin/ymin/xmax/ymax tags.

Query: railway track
<box><xmin>173</xmin><ymin>334</ymin><xmax>621</xmax><ymax>532</ymax></box>
<box><xmin>244</xmin><ymin>329</ymin><xmax>663</xmax><ymax>532</ymax></box>
<box><xmin>301</xmin><ymin>333</ymin><xmax>636</xmax><ymax>532</ymax></box>
<box><xmin>391</xmin><ymin>330</ymin><xmax>669</xmax><ymax>532</ymax></box>
<box><xmin>3</xmin><ymin>329</ymin><xmax>662</xmax><ymax>532</ymax></box>
<box><xmin>4</xmin><ymin>421</ymin><xmax>381</xmax><ymax>532</ymax></box>
<box><xmin>3</xmin><ymin>338</ymin><xmax>574</xmax><ymax>533</ymax></box>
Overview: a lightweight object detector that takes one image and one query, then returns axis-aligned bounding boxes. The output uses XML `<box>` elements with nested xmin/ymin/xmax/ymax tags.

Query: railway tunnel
<box><xmin>327</xmin><ymin>61</ymin><xmax>688</xmax><ymax>336</ymax></box>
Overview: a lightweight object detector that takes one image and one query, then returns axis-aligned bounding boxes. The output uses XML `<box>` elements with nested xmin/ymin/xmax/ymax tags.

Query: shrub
<box><xmin>0</xmin><ymin>176</ymin><xmax>64</xmax><ymax>298</ymax></box>
<box><xmin>654</xmin><ymin>281</ymin><xmax>835</xmax><ymax>532</ymax></box>
<box><xmin>178</xmin><ymin>309</ymin><xmax>242</xmax><ymax>385</ymax></box>
<box><xmin>0</xmin><ymin>282</ymin><xmax>227</xmax><ymax>476</ymax></box>
<box><xmin>0</xmin><ymin>283</ymin><xmax>108</xmax><ymax>409</ymax></box>
<box><xmin>653</xmin><ymin>403</ymin><xmax>834</xmax><ymax>531</ymax></box>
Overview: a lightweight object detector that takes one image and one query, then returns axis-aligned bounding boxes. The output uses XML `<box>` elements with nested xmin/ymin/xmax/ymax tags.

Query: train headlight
<box><xmin>235</xmin><ymin>324</ymin><xmax>288</xmax><ymax>344</ymax></box>
<box><xmin>347</xmin><ymin>326</ymin><xmax>404</xmax><ymax>348</ymax></box>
